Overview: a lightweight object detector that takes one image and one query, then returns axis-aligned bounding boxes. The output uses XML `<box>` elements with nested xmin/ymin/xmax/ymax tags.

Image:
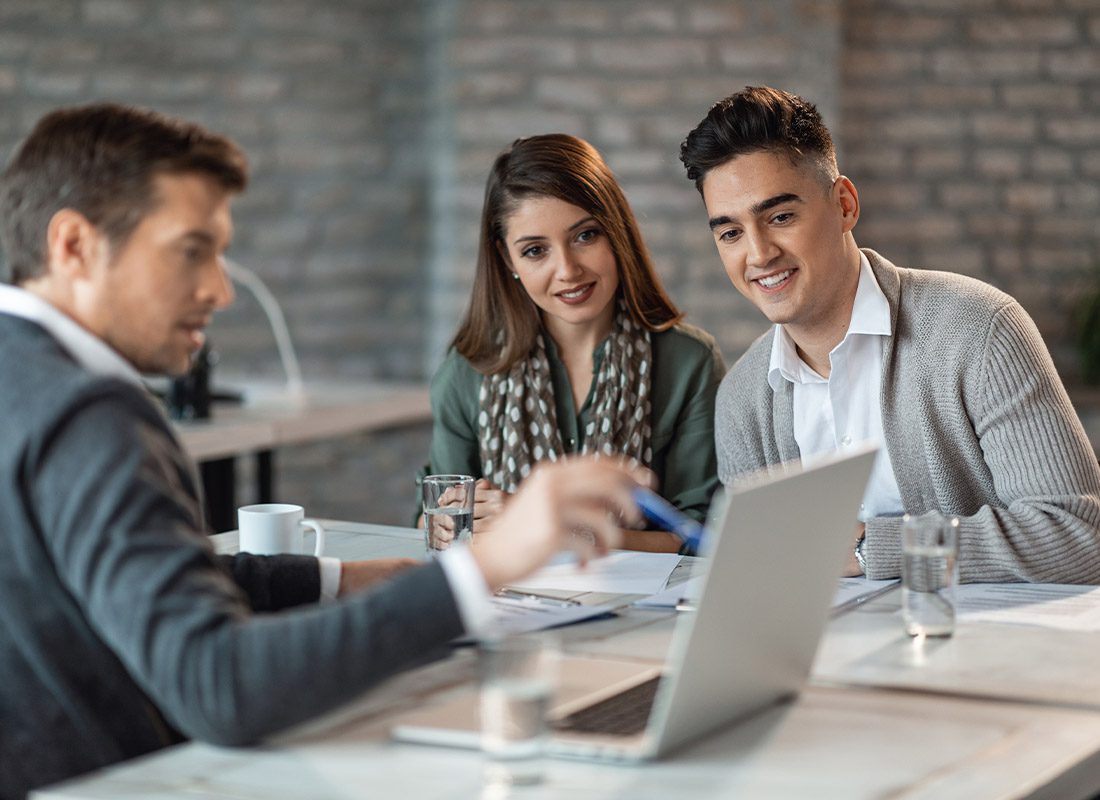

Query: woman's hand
<box><xmin>472</xmin><ymin>478</ymin><xmax>509</xmax><ymax>533</ymax></box>
<box><xmin>469</xmin><ymin>456</ymin><xmax>654</xmax><ymax>590</ymax></box>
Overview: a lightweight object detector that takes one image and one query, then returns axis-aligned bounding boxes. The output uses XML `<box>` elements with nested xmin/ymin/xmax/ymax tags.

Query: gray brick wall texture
<box><xmin>425</xmin><ymin>0</ymin><xmax>841</xmax><ymax>372</ymax></box>
<box><xmin>0</xmin><ymin>0</ymin><xmax>1095</xmax><ymax>525</ymax></box>
<box><xmin>842</xmin><ymin>0</ymin><xmax>1100</xmax><ymax>377</ymax></box>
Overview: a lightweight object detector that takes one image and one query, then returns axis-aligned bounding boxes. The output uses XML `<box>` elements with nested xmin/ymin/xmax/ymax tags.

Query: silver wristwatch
<box><xmin>854</xmin><ymin>533</ymin><xmax>868</xmax><ymax>574</ymax></box>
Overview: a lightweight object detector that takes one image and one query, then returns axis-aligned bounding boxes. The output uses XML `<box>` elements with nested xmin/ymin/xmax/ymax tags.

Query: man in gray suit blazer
<box><xmin>0</xmin><ymin>104</ymin><xmax>649</xmax><ymax>800</ymax></box>
<box><xmin>679</xmin><ymin>86</ymin><xmax>1100</xmax><ymax>585</ymax></box>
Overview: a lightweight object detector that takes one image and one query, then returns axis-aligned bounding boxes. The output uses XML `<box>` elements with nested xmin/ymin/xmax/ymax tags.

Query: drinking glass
<box><xmin>479</xmin><ymin>635</ymin><xmax>559</xmax><ymax>788</ymax></box>
<box><xmin>901</xmin><ymin>512</ymin><xmax>960</xmax><ymax>637</ymax></box>
<box><xmin>422</xmin><ymin>474</ymin><xmax>475</xmax><ymax>555</ymax></box>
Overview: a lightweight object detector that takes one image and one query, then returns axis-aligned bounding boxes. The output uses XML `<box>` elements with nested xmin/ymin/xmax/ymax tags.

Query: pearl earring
<box><xmin>512</xmin><ymin>272</ymin><xmax>520</xmax><ymax>280</ymax></box>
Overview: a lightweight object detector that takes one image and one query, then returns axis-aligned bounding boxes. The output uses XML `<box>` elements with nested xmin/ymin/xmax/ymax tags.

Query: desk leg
<box><xmin>257</xmin><ymin>450</ymin><xmax>274</xmax><ymax>503</ymax></box>
<box><xmin>200</xmin><ymin>458</ymin><xmax>236</xmax><ymax>533</ymax></box>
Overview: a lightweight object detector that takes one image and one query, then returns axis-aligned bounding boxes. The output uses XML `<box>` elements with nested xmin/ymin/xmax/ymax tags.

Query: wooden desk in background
<box><xmin>172</xmin><ymin>380</ymin><xmax>431</xmax><ymax>531</ymax></box>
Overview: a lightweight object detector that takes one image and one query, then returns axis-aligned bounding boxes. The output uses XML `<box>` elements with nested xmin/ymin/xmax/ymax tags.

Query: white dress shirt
<box><xmin>0</xmin><ymin>283</ymin><xmax>494</xmax><ymax>629</ymax></box>
<box><xmin>766</xmin><ymin>253</ymin><xmax>904</xmax><ymax>520</ymax></box>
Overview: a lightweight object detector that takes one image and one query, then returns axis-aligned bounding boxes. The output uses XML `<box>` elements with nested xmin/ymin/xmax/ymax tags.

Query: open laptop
<box><xmin>391</xmin><ymin>445</ymin><xmax>877</xmax><ymax>762</ymax></box>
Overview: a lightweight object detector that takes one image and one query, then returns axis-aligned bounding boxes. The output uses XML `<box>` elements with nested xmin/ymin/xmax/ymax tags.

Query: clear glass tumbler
<box><xmin>421</xmin><ymin>474</ymin><xmax>475</xmax><ymax>555</ymax></box>
<box><xmin>901</xmin><ymin>512</ymin><xmax>960</xmax><ymax>637</ymax></box>
<box><xmin>479</xmin><ymin>635</ymin><xmax>559</xmax><ymax>788</ymax></box>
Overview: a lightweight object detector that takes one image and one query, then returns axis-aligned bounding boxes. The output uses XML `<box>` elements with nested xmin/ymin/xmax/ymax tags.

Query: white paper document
<box><xmin>634</xmin><ymin>575</ymin><xmax>900</xmax><ymax>610</ymax></box>
<box><xmin>633</xmin><ymin>575</ymin><xmax>707</xmax><ymax>608</ymax></box>
<box><xmin>957</xmin><ymin>584</ymin><xmax>1100</xmax><ymax>631</ymax></box>
<box><xmin>460</xmin><ymin>597</ymin><xmax>613</xmax><ymax>642</ymax></box>
<box><xmin>506</xmin><ymin>551</ymin><xmax>683</xmax><ymax>595</ymax></box>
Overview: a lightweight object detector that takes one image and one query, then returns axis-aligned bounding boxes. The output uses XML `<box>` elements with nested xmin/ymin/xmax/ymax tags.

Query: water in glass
<box><xmin>901</xmin><ymin>513</ymin><xmax>959</xmax><ymax>637</ymax></box>
<box><xmin>424</xmin><ymin>507</ymin><xmax>473</xmax><ymax>554</ymax></box>
<box><xmin>481</xmin><ymin>677</ymin><xmax>553</xmax><ymax>786</ymax></box>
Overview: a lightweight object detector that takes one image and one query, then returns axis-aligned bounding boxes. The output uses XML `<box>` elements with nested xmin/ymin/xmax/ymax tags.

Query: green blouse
<box><xmin>426</xmin><ymin>323</ymin><xmax>725</xmax><ymax>525</ymax></box>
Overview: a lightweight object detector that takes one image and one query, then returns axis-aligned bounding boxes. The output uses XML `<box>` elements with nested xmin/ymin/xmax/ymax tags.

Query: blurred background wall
<box><xmin>1</xmin><ymin>0</ymin><xmax>1097</xmax><ymax>524</ymax></box>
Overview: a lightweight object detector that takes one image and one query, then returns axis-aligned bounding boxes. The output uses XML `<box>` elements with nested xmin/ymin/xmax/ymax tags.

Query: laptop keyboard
<box><xmin>551</xmin><ymin>676</ymin><xmax>662</xmax><ymax>737</ymax></box>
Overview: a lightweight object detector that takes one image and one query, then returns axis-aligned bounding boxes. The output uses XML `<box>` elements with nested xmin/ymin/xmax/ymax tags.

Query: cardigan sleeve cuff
<box><xmin>863</xmin><ymin>516</ymin><xmax>905</xmax><ymax>580</ymax></box>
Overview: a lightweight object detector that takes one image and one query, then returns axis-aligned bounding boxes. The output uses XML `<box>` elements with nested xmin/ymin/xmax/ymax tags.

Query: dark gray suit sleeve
<box><xmin>31</xmin><ymin>386</ymin><xmax>465</xmax><ymax>746</ymax></box>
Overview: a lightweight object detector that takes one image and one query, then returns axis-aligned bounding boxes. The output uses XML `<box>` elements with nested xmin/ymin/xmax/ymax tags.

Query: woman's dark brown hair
<box><xmin>452</xmin><ymin>134</ymin><xmax>682</xmax><ymax>374</ymax></box>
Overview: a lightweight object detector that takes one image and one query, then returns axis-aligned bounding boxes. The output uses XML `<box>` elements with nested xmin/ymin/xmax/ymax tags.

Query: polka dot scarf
<box><xmin>477</xmin><ymin>302</ymin><xmax>653</xmax><ymax>493</ymax></box>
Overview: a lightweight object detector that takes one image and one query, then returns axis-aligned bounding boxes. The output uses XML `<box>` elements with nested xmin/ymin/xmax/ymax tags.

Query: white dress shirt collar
<box><xmin>767</xmin><ymin>251</ymin><xmax>891</xmax><ymax>390</ymax></box>
<box><xmin>0</xmin><ymin>283</ymin><xmax>142</xmax><ymax>386</ymax></box>
<box><xmin>1</xmin><ymin>283</ymin><xmax>359</xmax><ymax>597</ymax></box>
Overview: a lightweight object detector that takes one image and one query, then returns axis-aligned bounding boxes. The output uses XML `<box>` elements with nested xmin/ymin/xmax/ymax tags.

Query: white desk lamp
<box><xmin>224</xmin><ymin>258</ymin><xmax>304</xmax><ymax>400</ymax></box>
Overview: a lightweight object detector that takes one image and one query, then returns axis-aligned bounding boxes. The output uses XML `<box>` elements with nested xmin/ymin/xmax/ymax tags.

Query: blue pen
<box><xmin>631</xmin><ymin>487</ymin><xmax>707</xmax><ymax>554</ymax></box>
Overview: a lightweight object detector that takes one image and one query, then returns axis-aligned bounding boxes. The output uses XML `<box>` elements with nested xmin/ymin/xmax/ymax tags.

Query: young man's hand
<box><xmin>842</xmin><ymin>523</ymin><xmax>867</xmax><ymax>577</ymax></box>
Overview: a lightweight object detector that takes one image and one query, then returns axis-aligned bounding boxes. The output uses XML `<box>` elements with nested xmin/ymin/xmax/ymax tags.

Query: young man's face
<box><xmin>700</xmin><ymin>151</ymin><xmax>859</xmax><ymax>339</ymax></box>
<box><xmin>82</xmin><ymin>171</ymin><xmax>235</xmax><ymax>375</ymax></box>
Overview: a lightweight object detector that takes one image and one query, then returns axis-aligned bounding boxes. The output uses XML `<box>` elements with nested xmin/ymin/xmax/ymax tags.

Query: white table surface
<box><xmin>34</xmin><ymin>522</ymin><xmax>1100</xmax><ymax>800</ymax></box>
<box><xmin>814</xmin><ymin>583</ymin><xmax>1100</xmax><ymax>710</ymax></box>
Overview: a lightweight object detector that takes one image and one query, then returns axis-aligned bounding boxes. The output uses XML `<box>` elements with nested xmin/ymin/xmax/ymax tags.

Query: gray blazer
<box><xmin>0</xmin><ymin>315</ymin><xmax>464</xmax><ymax>800</ymax></box>
<box><xmin>715</xmin><ymin>250</ymin><xmax>1100</xmax><ymax>583</ymax></box>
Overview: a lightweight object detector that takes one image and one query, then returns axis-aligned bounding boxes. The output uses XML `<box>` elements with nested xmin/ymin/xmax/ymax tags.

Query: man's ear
<box><xmin>44</xmin><ymin>209</ymin><xmax>104</xmax><ymax>281</ymax></box>
<box><xmin>834</xmin><ymin>176</ymin><xmax>860</xmax><ymax>234</ymax></box>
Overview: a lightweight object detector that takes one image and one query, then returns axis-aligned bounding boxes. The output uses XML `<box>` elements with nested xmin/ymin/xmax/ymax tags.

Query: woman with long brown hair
<box><xmin>427</xmin><ymin>134</ymin><xmax>723</xmax><ymax>552</ymax></box>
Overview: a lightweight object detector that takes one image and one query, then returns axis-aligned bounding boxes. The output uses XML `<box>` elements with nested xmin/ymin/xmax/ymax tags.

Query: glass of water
<box><xmin>901</xmin><ymin>512</ymin><xmax>960</xmax><ymax>637</ymax></box>
<box><xmin>421</xmin><ymin>474</ymin><xmax>475</xmax><ymax>556</ymax></box>
<box><xmin>479</xmin><ymin>635</ymin><xmax>559</xmax><ymax>788</ymax></box>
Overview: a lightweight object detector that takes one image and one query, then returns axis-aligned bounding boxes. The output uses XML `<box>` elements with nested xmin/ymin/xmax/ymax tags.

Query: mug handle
<box><xmin>301</xmin><ymin>519</ymin><xmax>326</xmax><ymax>557</ymax></box>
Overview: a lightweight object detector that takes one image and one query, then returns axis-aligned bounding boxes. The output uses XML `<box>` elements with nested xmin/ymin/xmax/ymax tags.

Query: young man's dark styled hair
<box><xmin>679</xmin><ymin>86</ymin><xmax>838</xmax><ymax>193</ymax></box>
<box><xmin>0</xmin><ymin>102</ymin><xmax>248</xmax><ymax>284</ymax></box>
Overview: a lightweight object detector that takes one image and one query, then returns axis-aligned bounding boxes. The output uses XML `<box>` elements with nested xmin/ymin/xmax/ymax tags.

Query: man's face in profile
<box><xmin>82</xmin><ymin>172</ymin><xmax>236</xmax><ymax>375</ymax></box>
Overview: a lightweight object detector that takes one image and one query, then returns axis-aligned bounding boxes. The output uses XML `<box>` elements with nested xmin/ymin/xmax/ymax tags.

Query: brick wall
<box><xmin>0</xmin><ymin>0</ymin><xmax>435</xmax><ymax>382</ymax></box>
<box><xmin>1</xmin><ymin>0</ymin><xmax>1094</xmax><ymax>524</ymax></box>
<box><xmin>842</xmin><ymin>0</ymin><xmax>1100</xmax><ymax>380</ymax></box>
<box><xmin>0</xmin><ymin>0</ymin><xmax>439</xmax><ymax>525</ymax></box>
<box><xmin>425</xmin><ymin>0</ymin><xmax>842</xmax><ymax>370</ymax></box>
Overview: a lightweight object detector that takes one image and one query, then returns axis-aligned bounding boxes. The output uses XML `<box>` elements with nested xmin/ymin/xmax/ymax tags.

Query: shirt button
<box><xmin>840</xmin><ymin>435</ymin><xmax>852</xmax><ymax>447</ymax></box>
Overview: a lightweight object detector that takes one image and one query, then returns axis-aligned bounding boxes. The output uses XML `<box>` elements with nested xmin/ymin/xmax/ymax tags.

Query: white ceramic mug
<box><xmin>237</xmin><ymin>504</ymin><xmax>326</xmax><ymax>557</ymax></box>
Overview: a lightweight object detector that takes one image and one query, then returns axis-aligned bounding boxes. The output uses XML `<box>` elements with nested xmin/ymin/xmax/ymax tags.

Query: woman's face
<box><xmin>499</xmin><ymin>195</ymin><xmax>619</xmax><ymax>343</ymax></box>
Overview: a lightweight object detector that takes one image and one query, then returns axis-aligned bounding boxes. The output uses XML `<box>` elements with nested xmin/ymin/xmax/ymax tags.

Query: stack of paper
<box><xmin>506</xmin><ymin>551</ymin><xmax>683</xmax><ymax>595</ymax></box>
<box><xmin>476</xmin><ymin>596</ymin><xmax>614</xmax><ymax>640</ymax></box>
<box><xmin>958</xmin><ymin>584</ymin><xmax>1100</xmax><ymax>631</ymax></box>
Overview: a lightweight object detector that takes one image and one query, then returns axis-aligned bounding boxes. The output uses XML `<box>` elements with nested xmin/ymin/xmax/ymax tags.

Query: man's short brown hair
<box><xmin>0</xmin><ymin>103</ymin><xmax>248</xmax><ymax>284</ymax></box>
